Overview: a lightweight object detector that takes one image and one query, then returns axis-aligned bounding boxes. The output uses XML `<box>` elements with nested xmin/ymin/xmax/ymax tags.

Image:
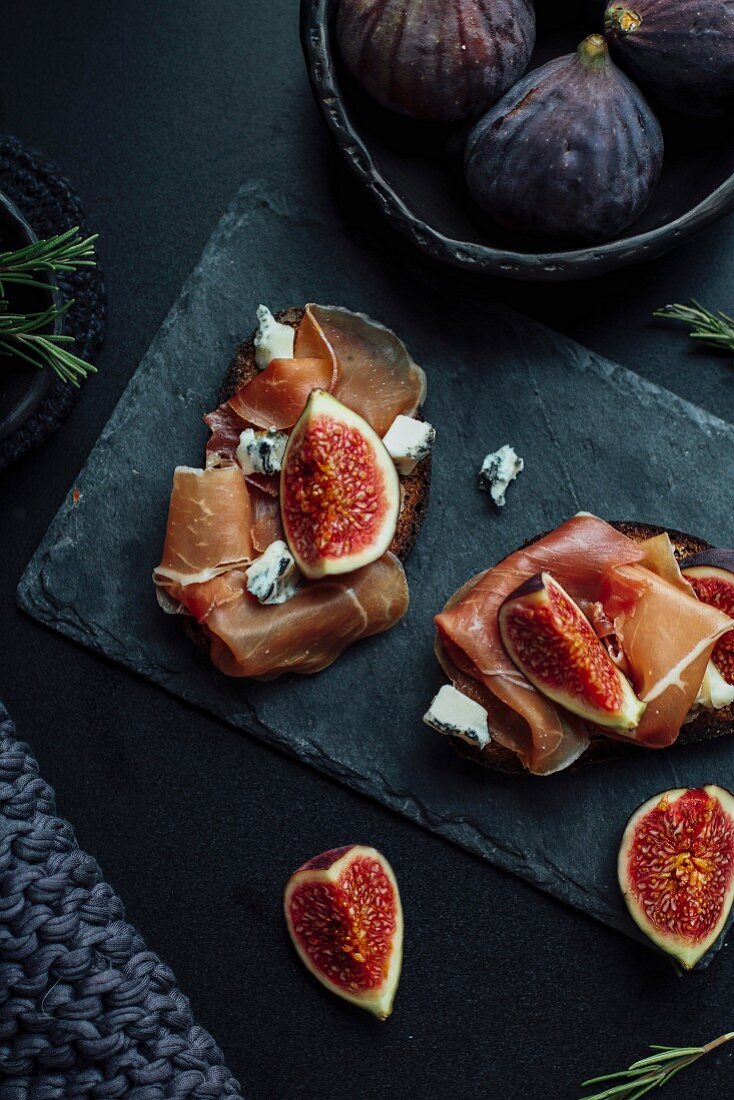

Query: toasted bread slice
<box><xmin>449</xmin><ymin>521</ymin><xmax>733</xmax><ymax>774</ymax></box>
<box><xmin>184</xmin><ymin>307</ymin><xmax>432</xmax><ymax>658</ymax></box>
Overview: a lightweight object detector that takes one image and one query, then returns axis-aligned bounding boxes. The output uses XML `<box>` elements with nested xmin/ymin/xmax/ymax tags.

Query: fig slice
<box><xmin>498</xmin><ymin>572</ymin><xmax>646</xmax><ymax>731</ymax></box>
<box><xmin>619</xmin><ymin>786</ymin><xmax>734</xmax><ymax>969</ymax></box>
<box><xmin>280</xmin><ymin>390</ymin><xmax>400</xmax><ymax>580</ymax></box>
<box><xmin>681</xmin><ymin>550</ymin><xmax>734</xmax><ymax>685</ymax></box>
<box><xmin>283</xmin><ymin>845</ymin><xmax>403</xmax><ymax>1019</ymax></box>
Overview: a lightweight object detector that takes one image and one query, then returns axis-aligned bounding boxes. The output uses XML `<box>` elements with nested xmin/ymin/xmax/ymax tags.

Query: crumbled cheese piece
<box><xmin>479</xmin><ymin>444</ymin><xmax>524</xmax><ymax>507</ymax></box>
<box><xmin>246</xmin><ymin>541</ymin><xmax>300</xmax><ymax>605</ymax></box>
<box><xmin>254</xmin><ymin>305</ymin><xmax>295</xmax><ymax>370</ymax></box>
<box><xmin>382</xmin><ymin>415</ymin><xmax>436</xmax><ymax>475</ymax></box>
<box><xmin>236</xmin><ymin>428</ymin><xmax>288</xmax><ymax>476</ymax></box>
<box><xmin>696</xmin><ymin>661</ymin><xmax>734</xmax><ymax>711</ymax></box>
<box><xmin>423</xmin><ymin>684</ymin><xmax>491</xmax><ymax>749</ymax></box>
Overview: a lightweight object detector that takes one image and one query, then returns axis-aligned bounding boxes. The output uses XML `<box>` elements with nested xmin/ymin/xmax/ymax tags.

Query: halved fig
<box><xmin>284</xmin><ymin>845</ymin><xmax>403</xmax><ymax>1019</ymax></box>
<box><xmin>498</xmin><ymin>572</ymin><xmax>645</xmax><ymax>731</ymax></box>
<box><xmin>619</xmin><ymin>786</ymin><xmax>734</xmax><ymax>968</ymax></box>
<box><xmin>681</xmin><ymin>550</ymin><xmax>734</xmax><ymax>685</ymax></box>
<box><xmin>280</xmin><ymin>390</ymin><xmax>400</xmax><ymax>579</ymax></box>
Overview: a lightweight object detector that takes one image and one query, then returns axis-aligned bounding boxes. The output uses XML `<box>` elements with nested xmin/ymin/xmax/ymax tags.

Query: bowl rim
<box><xmin>301</xmin><ymin>0</ymin><xmax>734</xmax><ymax>282</ymax></box>
<box><xmin>0</xmin><ymin>189</ymin><xmax>61</xmax><ymax>442</ymax></box>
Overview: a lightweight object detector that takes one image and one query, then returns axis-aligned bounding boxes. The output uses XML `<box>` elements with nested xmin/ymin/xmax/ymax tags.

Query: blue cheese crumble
<box><xmin>246</xmin><ymin>541</ymin><xmax>300</xmax><ymax>605</ymax></box>
<box><xmin>382</xmin><ymin>414</ymin><xmax>436</xmax><ymax>475</ymax></box>
<box><xmin>236</xmin><ymin>428</ymin><xmax>288</xmax><ymax>476</ymax></box>
<box><xmin>254</xmin><ymin>305</ymin><xmax>295</xmax><ymax>371</ymax></box>
<box><xmin>479</xmin><ymin>444</ymin><xmax>524</xmax><ymax>507</ymax></box>
<box><xmin>423</xmin><ymin>685</ymin><xmax>491</xmax><ymax>749</ymax></box>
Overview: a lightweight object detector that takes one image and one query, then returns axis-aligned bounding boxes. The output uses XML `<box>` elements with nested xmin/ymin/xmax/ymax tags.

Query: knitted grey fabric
<box><xmin>0</xmin><ymin>700</ymin><xmax>243</xmax><ymax>1098</ymax></box>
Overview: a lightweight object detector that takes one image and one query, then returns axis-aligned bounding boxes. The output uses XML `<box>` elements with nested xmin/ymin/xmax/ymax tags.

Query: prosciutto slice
<box><xmin>436</xmin><ymin>515</ymin><xmax>646</xmax><ymax>773</ymax></box>
<box><xmin>436</xmin><ymin>514</ymin><xmax>731</xmax><ymax>774</ymax></box>
<box><xmin>605</xmin><ymin>563</ymin><xmax>730</xmax><ymax>746</ymax></box>
<box><xmin>154</xmin><ymin>466</ymin><xmax>254</xmax><ymax>589</ymax></box>
<box><xmin>174</xmin><ymin>553</ymin><xmax>409</xmax><ymax>679</ymax></box>
<box><xmin>250</xmin><ymin>488</ymin><xmax>284</xmax><ymax>552</ymax></box>
<box><xmin>301</xmin><ymin>305</ymin><xmax>427</xmax><ymax>437</ymax></box>
<box><xmin>228</xmin><ymin>356</ymin><xmax>334</xmax><ymax>430</ymax></box>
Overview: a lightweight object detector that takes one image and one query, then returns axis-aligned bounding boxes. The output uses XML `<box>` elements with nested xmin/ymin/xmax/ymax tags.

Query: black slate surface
<box><xmin>17</xmin><ymin>179</ymin><xmax>734</xmax><ymax>960</ymax></box>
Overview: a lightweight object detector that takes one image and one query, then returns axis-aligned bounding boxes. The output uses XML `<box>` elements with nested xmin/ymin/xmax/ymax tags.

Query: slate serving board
<box><xmin>18</xmin><ymin>180</ymin><xmax>734</xmax><ymax>961</ymax></box>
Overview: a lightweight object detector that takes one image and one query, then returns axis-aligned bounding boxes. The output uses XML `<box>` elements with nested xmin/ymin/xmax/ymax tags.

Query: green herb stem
<box><xmin>0</xmin><ymin>300</ymin><xmax>96</xmax><ymax>386</ymax></box>
<box><xmin>0</xmin><ymin>227</ymin><xmax>99</xmax><ymax>383</ymax></box>
<box><xmin>655</xmin><ymin>300</ymin><xmax>734</xmax><ymax>356</ymax></box>
<box><xmin>578</xmin><ymin>1032</ymin><xmax>734</xmax><ymax>1100</ymax></box>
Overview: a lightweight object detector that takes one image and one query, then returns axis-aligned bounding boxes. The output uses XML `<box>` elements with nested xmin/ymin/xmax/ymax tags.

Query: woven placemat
<box><xmin>0</xmin><ymin>698</ymin><xmax>243</xmax><ymax>1098</ymax></box>
<box><xmin>0</xmin><ymin>134</ymin><xmax>106</xmax><ymax>471</ymax></box>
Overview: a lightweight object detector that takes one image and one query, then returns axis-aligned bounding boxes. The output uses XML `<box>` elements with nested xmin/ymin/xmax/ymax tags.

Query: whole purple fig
<box><xmin>605</xmin><ymin>1</ymin><xmax>734</xmax><ymax>117</ymax></box>
<box><xmin>336</xmin><ymin>0</ymin><xmax>536</xmax><ymax>123</ymax></box>
<box><xmin>465</xmin><ymin>35</ymin><xmax>664</xmax><ymax>243</ymax></box>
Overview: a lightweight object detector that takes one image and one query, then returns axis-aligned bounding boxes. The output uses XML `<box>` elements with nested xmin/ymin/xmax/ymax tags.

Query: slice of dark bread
<box><xmin>448</xmin><ymin>521</ymin><xmax>734</xmax><ymax>775</ymax></box>
<box><xmin>184</xmin><ymin>307</ymin><xmax>432</xmax><ymax>659</ymax></box>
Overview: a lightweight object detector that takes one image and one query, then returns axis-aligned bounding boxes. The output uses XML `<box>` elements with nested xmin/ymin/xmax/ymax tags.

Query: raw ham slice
<box><xmin>436</xmin><ymin>514</ymin><xmax>646</xmax><ymax>774</ymax></box>
<box><xmin>154</xmin><ymin>466</ymin><xmax>254</xmax><ymax>589</ymax></box>
<box><xmin>303</xmin><ymin>305</ymin><xmax>427</xmax><ymax>437</ymax></box>
<box><xmin>436</xmin><ymin>633</ymin><xmax>590</xmax><ymax>774</ymax></box>
<box><xmin>205</xmin><ymin>402</ymin><xmax>246</xmax><ymax>466</ymax></box>
<box><xmin>175</xmin><ymin>553</ymin><xmax>409</xmax><ymax>679</ymax></box>
<box><xmin>250</xmin><ymin>488</ymin><xmax>285</xmax><ymax>552</ymax></box>
<box><xmin>228</xmin><ymin>357</ymin><xmax>333</xmax><ymax>430</ymax></box>
<box><xmin>606</xmin><ymin>564</ymin><xmax>731</xmax><ymax>747</ymax></box>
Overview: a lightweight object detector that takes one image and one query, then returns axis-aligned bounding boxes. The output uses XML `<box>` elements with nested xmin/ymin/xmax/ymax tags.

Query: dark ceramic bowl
<box><xmin>301</xmin><ymin>0</ymin><xmax>734</xmax><ymax>282</ymax></box>
<box><xmin>0</xmin><ymin>191</ymin><xmax>61</xmax><ymax>442</ymax></box>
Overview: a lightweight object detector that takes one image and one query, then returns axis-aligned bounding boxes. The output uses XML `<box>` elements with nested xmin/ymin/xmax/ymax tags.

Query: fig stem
<box><xmin>605</xmin><ymin>6</ymin><xmax>643</xmax><ymax>37</ymax></box>
<box><xmin>578</xmin><ymin>1032</ymin><xmax>734</xmax><ymax>1099</ymax></box>
<box><xmin>577</xmin><ymin>34</ymin><xmax>610</xmax><ymax>69</ymax></box>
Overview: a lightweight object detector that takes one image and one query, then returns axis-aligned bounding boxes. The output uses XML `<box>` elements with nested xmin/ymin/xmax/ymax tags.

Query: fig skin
<box><xmin>465</xmin><ymin>34</ymin><xmax>664</xmax><ymax>244</ymax></box>
<box><xmin>605</xmin><ymin>1</ymin><xmax>734</xmax><ymax>117</ymax></box>
<box><xmin>336</xmin><ymin>0</ymin><xmax>536</xmax><ymax>123</ymax></box>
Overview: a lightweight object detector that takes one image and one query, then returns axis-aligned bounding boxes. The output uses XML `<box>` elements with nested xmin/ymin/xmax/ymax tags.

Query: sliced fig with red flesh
<box><xmin>619</xmin><ymin>786</ymin><xmax>734</xmax><ymax>969</ymax></box>
<box><xmin>284</xmin><ymin>845</ymin><xmax>403</xmax><ymax>1019</ymax></box>
<box><xmin>498</xmin><ymin>572</ymin><xmax>645</xmax><ymax>731</ymax></box>
<box><xmin>681</xmin><ymin>550</ymin><xmax>734</xmax><ymax>685</ymax></box>
<box><xmin>280</xmin><ymin>390</ymin><xmax>400</xmax><ymax>580</ymax></box>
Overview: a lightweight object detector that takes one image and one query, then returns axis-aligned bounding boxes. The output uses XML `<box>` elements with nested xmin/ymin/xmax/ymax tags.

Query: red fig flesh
<box><xmin>280</xmin><ymin>390</ymin><xmax>400</xmax><ymax>579</ymax></box>
<box><xmin>498</xmin><ymin>572</ymin><xmax>645</xmax><ymax>731</ymax></box>
<box><xmin>284</xmin><ymin>845</ymin><xmax>403</xmax><ymax>1019</ymax></box>
<box><xmin>682</xmin><ymin>551</ymin><xmax>734</xmax><ymax>685</ymax></box>
<box><xmin>619</xmin><ymin>786</ymin><xmax>734</xmax><ymax>968</ymax></box>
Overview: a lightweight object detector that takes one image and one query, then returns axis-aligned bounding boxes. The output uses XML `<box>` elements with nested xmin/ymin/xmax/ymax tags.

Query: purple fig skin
<box><xmin>680</xmin><ymin>548</ymin><xmax>734</xmax><ymax>574</ymax></box>
<box><xmin>501</xmin><ymin>571</ymin><xmax>546</xmax><ymax>605</ymax></box>
<box><xmin>605</xmin><ymin>1</ymin><xmax>734</xmax><ymax>117</ymax></box>
<box><xmin>465</xmin><ymin>35</ymin><xmax>664</xmax><ymax>244</ymax></box>
<box><xmin>336</xmin><ymin>0</ymin><xmax>536</xmax><ymax>123</ymax></box>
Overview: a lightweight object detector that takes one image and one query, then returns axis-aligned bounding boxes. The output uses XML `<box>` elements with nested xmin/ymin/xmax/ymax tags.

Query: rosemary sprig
<box><xmin>0</xmin><ymin>227</ymin><xmax>99</xmax><ymax>384</ymax></box>
<box><xmin>0</xmin><ymin>300</ymin><xmax>96</xmax><ymax>386</ymax></box>
<box><xmin>0</xmin><ymin>226</ymin><xmax>98</xmax><ymax>295</ymax></box>
<box><xmin>579</xmin><ymin>1032</ymin><xmax>734</xmax><ymax>1100</ymax></box>
<box><xmin>655</xmin><ymin>300</ymin><xmax>734</xmax><ymax>356</ymax></box>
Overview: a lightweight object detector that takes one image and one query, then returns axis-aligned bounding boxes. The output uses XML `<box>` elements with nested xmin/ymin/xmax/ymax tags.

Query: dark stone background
<box><xmin>2</xmin><ymin>3</ymin><xmax>734</xmax><ymax>1097</ymax></box>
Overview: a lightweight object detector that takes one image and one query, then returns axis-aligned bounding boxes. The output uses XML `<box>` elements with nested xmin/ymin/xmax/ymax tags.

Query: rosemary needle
<box><xmin>655</xmin><ymin>300</ymin><xmax>734</xmax><ymax>355</ymax></box>
<box><xmin>0</xmin><ymin>227</ymin><xmax>99</xmax><ymax>384</ymax></box>
<box><xmin>578</xmin><ymin>1032</ymin><xmax>734</xmax><ymax>1100</ymax></box>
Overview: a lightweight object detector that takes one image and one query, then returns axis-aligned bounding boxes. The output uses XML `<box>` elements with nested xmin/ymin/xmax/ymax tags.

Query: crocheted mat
<box><xmin>0</xmin><ymin>698</ymin><xmax>243</xmax><ymax>1098</ymax></box>
<box><xmin>0</xmin><ymin>134</ymin><xmax>106</xmax><ymax>470</ymax></box>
